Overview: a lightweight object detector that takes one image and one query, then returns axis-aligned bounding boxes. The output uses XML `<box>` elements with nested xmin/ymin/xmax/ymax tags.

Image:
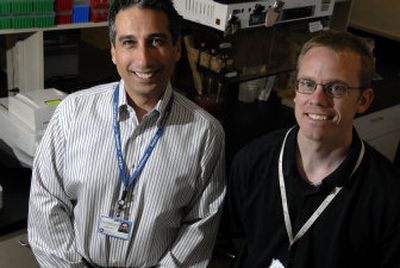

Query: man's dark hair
<box><xmin>108</xmin><ymin>0</ymin><xmax>182</xmax><ymax>46</ymax></box>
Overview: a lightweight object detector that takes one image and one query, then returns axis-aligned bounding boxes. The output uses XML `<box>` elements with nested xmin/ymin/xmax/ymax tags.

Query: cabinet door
<box><xmin>0</xmin><ymin>230</ymin><xmax>39</xmax><ymax>268</ymax></box>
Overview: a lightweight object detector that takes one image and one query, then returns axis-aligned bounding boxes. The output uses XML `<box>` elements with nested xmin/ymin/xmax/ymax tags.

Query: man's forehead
<box><xmin>114</xmin><ymin>8</ymin><xmax>171</xmax><ymax>36</ymax></box>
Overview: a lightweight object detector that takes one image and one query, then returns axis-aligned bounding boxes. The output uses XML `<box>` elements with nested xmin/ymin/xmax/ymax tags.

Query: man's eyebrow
<box><xmin>298</xmin><ymin>76</ymin><xmax>349</xmax><ymax>85</ymax></box>
<box><xmin>147</xmin><ymin>33</ymin><xmax>169</xmax><ymax>40</ymax></box>
<box><xmin>117</xmin><ymin>33</ymin><xmax>169</xmax><ymax>43</ymax></box>
<box><xmin>118</xmin><ymin>35</ymin><xmax>136</xmax><ymax>42</ymax></box>
<box><xmin>325</xmin><ymin>79</ymin><xmax>350</xmax><ymax>85</ymax></box>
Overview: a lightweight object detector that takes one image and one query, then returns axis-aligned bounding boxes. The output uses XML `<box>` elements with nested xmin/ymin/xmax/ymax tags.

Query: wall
<box><xmin>350</xmin><ymin>0</ymin><xmax>400</xmax><ymax>40</ymax></box>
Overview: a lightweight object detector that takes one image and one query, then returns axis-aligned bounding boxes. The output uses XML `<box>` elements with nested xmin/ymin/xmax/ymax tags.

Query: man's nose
<box><xmin>314</xmin><ymin>84</ymin><xmax>330</xmax><ymax>96</ymax></box>
<box><xmin>135</xmin><ymin>44</ymin><xmax>152</xmax><ymax>67</ymax></box>
<box><xmin>309</xmin><ymin>84</ymin><xmax>330</xmax><ymax>104</ymax></box>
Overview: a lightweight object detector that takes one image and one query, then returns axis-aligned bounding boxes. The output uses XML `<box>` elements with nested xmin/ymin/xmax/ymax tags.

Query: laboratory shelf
<box><xmin>0</xmin><ymin>21</ymin><xmax>107</xmax><ymax>34</ymax></box>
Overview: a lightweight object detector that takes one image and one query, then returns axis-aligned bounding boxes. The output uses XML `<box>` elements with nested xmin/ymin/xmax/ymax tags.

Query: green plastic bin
<box><xmin>12</xmin><ymin>14</ymin><xmax>34</xmax><ymax>28</ymax></box>
<box><xmin>33</xmin><ymin>0</ymin><xmax>54</xmax><ymax>13</ymax></box>
<box><xmin>34</xmin><ymin>12</ymin><xmax>55</xmax><ymax>27</ymax></box>
<box><xmin>11</xmin><ymin>0</ymin><xmax>33</xmax><ymax>14</ymax></box>
<box><xmin>0</xmin><ymin>1</ymin><xmax>12</xmax><ymax>15</ymax></box>
<box><xmin>0</xmin><ymin>16</ymin><xmax>12</xmax><ymax>29</ymax></box>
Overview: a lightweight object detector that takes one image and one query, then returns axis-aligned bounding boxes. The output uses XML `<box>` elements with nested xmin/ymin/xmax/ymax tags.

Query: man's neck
<box><xmin>296</xmin><ymin>133</ymin><xmax>352</xmax><ymax>185</ymax></box>
<box><xmin>126</xmin><ymin>92</ymin><xmax>164</xmax><ymax>123</ymax></box>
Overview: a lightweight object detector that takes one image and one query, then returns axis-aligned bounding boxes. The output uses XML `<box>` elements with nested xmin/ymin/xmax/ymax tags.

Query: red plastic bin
<box><xmin>90</xmin><ymin>0</ymin><xmax>109</xmax><ymax>9</ymax></box>
<box><xmin>55</xmin><ymin>0</ymin><xmax>73</xmax><ymax>11</ymax></box>
<box><xmin>56</xmin><ymin>11</ymin><xmax>72</xmax><ymax>24</ymax></box>
<box><xmin>90</xmin><ymin>9</ymin><xmax>108</xmax><ymax>22</ymax></box>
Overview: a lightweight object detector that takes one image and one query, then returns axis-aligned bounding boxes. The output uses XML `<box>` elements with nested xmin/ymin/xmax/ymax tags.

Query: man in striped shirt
<box><xmin>28</xmin><ymin>1</ymin><xmax>226</xmax><ymax>267</ymax></box>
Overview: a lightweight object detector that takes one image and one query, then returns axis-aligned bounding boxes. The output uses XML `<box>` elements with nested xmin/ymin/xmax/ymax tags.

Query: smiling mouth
<box><xmin>307</xmin><ymin>113</ymin><xmax>333</xmax><ymax>121</ymax></box>
<box><xmin>131</xmin><ymin>71</ymin><xmax>156</xmax><ymax>80</ymax></box>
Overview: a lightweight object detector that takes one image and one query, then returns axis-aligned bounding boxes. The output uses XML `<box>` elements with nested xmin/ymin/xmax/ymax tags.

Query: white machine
<box><xmin>0</xmin><ymin>88</ymin><xmax>67</xmax><ymax>167</ymax></box>
<box><xmin>173</xmin><ymin>0</ymin><xmax>335</xmax><ymax>32</ymax></box>
<box><xmin>354</xmin><ymin>104</ymin><xmax>400</xmax><ymax>162</ymax></box>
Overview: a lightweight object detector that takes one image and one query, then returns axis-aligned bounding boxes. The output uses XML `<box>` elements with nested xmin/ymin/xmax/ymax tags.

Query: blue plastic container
<box><xmin>72</xmin><ymin>5</ymin><xmax>89</xmax><ymax>23</ymax></box>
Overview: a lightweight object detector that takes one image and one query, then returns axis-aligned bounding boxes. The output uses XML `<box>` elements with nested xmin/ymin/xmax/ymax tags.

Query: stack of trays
<box><xmin>0</xmin><ymin>0</ymin><xmax>55</xmax><ymax>29</ymax></box>
<box><xmin>90</xmin><ymin>0</ymin><xmax>109</xmax><ymax>22</ymax></box>
<box><xmin>55</xmin><ymin>0</ymin><xmax>72</xmax><ymax>24</ymax></box>
<box><xmin>72</xmin><ymin>0</ymin><xmax>89</xmax><ymax>23</ymax></box>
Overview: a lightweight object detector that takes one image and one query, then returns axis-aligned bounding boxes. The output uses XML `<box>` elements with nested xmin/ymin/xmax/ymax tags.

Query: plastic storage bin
<box><xmin>90</xmin><ymin>0</ymin><xmax>109</xmax><ymax>9</ymax></box>
<box><xmin>0</xmin><ymin>1</ymin><xmax>12</xmax><ymax>15</ymax></box>
<box><xmin>90</xmin><ymin>0</ymin><xmax>108</xmax><ymax>22</ymax></box>
<box><xmin>55</xmin><ymin>0</ymin><xmax>72</xmax><ymax>25</ymax></box>
<box><xmin>12</xmin><ymin>14</ymin><xmax>34</xmax><ymax>28</ymax></box>
<box><xmin>56</xmin><ymin>10</ymin><xmax>72</xmax><ymax>24</ymax></box>
<box><xmin>0</xmin><ymin>16</ymin><xmax>12</xmax><ymax>29</ymax></box>
<box><xmin>33</xmin><ymin>0</ymin><xmax>54</xmax><ymax>13</ymax></box>
<box><xmin>73</xmin><ymin>0</ymin><xmax>90</xmax><ymax>5</ymax></box>
<box><xmin>34</xmin><ymin>12</ymin><xmax>55</xmax><ymax>27</ymax></box>
<box><xmin>72</xmin><ymin>5</ymin><xmax>89</xmax><ymax>23</ymax></box>
<box><xmin>11</xmin><ymin>0</ymin><xmax>33</xmax><ymax>14</ymax></box>
<box><xmin>90</xmin><ymin>8</ymin><xmax>108</xmax><ymax>22</ymax></box>
<box><xmin>54</xmin><ymin>0</ymin><xmax>72</xmax><ymax>11</ymax></box>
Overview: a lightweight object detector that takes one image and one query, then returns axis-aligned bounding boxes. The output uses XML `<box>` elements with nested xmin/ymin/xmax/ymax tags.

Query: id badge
<box><xmin>98</xmin><ymin>216</ymin><xmax>132</xmax><ymax>240</ymax></box>
<box><xmin>269</xmin><ymin>258</ymin><xmax>285</xmax><ymax>268</ymax></box>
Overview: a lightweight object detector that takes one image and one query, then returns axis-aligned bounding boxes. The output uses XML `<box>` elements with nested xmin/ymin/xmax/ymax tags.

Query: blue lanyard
<box><xmin>112</xmin><ymin>83</ymin><xmax>173</xmax><ymax>210</ymax></box>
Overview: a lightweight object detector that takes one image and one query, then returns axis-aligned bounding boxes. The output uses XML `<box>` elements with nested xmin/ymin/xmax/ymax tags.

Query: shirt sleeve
<box><xmin>28</xmin><ymin>105</ymin><xmax>85</xmax><ymax>268</ymax></box>
<box><xmin>157</xmin><ymin>125</ymin><xmax>226</xmax><ymax>267</ymax></box>
<box><xmin>222</xmin><ymin>150</ymin><xmax>248</xmax><ymax>239</ymax></box>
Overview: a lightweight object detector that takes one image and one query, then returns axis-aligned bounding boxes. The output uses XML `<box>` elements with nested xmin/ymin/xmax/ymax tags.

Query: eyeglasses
<box><xmin>295</xmin><ymin>78</ymin><xmax>364</xmax><ymax>98</ymax></box>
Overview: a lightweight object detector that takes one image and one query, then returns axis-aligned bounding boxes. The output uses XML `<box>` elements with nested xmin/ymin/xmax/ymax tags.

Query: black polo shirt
<box><xmin>224</xmin><ymin>127</ymin><xmax>400</xmax><ymax>268</ymax></box>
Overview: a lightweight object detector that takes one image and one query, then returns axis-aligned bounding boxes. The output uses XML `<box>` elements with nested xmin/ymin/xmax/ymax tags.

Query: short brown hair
<box><xmin>297</xmin><ymin>30</ymin><xmax>375</xmax><ymax>88</ymax></box>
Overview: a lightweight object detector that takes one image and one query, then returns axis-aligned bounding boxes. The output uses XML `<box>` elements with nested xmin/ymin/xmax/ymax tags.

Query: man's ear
<box><xmin>174</xmin><ymin>37</ymin><xmax>182</xmax><ymax>62</ymax></box>
<box><xmin>357</xmin><ymin>88</ymin><xmax>374</xmax><ymax>114</ymax></box>
<box><xmin>111</xmin><ymin>43</ymin><xmax>116</xmax><ymax>65</ymax></box>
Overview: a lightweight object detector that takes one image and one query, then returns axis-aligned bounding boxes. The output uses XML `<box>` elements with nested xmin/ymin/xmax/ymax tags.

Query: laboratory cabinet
<box><xmin>0</xmin><ymin>166</ymin><xmax>36</xmax><ymax>267</ymax></box>
<box><xmin>0</xmin><ymin>167</ymin><xmax>33</xmax><ymax>266</ymax></box>
<box><xmin>0</xmin><ymin>230</ymin><xmax>39</xmax><ymax>268</ymax></box>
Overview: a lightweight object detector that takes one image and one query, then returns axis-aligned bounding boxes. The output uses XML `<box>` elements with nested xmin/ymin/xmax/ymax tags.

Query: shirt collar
<box><xmin>284</xmin><ymin>126</ymin><xmax>363</xmax><ymax>189</ymax></box>
<box><xmin>323</xmin><ymin>128</ymin><xmax>362</xmax><ymax>188</ymax></box>
<box><xmin>117</xmin><ymin>79</ymin><xmax>174</xmax><ymax>125</ymax></box>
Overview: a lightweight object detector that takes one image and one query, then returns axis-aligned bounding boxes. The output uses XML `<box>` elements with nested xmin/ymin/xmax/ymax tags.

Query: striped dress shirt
<box><xmin>28</xmin><ymin>80</ymin><xmax>226</xmax><ymax>268</ymax></box>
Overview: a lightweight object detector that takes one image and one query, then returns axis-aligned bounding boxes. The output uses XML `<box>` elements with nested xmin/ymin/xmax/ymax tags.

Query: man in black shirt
<box><xmin>224</xmin><ymin>30</ymin><xmax>400</xmax><ymax>268</ymax></box>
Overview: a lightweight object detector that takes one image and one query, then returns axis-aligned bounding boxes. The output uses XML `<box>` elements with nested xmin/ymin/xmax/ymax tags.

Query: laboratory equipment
<box><xmin>173</xmin><ymin>0</ymin><xmax>335</xmax><ymax>33</ymax></box>
<box><xmin>354</xmin><ymin>104</ymin><xmax>400</xmax><ymax>162</ymax></box>
<box><xmin>0</xmin><ymin>88</ymin><xmax>67</xmax><ymax>167</ymax></box>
